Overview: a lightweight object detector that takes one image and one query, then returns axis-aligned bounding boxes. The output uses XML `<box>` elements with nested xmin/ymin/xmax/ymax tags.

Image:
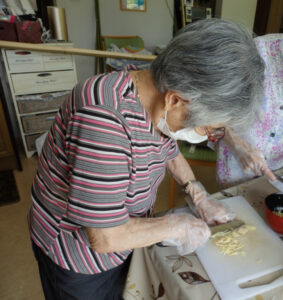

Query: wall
<box><xmin>100</xmin><ymin>0</ymin><xmax>174</xmax><ymax>51</ymax></box>
<box><xmin>55</xmin><ymin>0</ymin><xmax>96</xmax><ymax>82</ymax></box>
<box><xmin>216</xmin><ymin>0</ymin><xmax>258</xmax><ymax>31</ymax></box>
<box><xmin>55</xmin><ymin>0</ymin><xmax>174</xmax><ymax>81</ymax></box>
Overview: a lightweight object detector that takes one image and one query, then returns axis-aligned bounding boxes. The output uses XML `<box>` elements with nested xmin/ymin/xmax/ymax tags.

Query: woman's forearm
<box><xmin>86</xmin><ymin>216</ymin><xmax>170</xmax><ymax>253</ymax></box>
<box><xmin>166</xmin><ymin>152</ymin><xmax>196</xmax><ymax>185</ymax></box>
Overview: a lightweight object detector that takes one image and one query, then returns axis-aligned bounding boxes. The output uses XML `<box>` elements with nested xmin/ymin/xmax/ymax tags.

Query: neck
<box><xmin>131</xmin><ymin>69</ymin><xmax>165</xmax><ymax>128</ymax></box>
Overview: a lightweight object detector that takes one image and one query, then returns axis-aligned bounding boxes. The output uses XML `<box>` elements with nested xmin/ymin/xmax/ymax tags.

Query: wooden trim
<box><xmin>180</xmin><ymin>0</ymin><xmax>186</xmax><ymax>27</ymax></box>
<box><xmin>253</xmin><ymin>0</ymin><xmax>271</xmax><ymax>35</ymax></box>
<box><xmin>266</xmin><ymin>0</ymin><xmax>283</xmax><ymax>33</ymax></box>
<box><xmin>186</xmin><ymin>159</ymin><xmax>216</xmax><ymax>167</ymax></box>
<box><xmin>169</xmin><ymin>176</ymin><xmax>175</xmax><ymax>209</ymax></box>
<box><xmin>0</xmin><ymin>41</ymin><xmax>156</xmax><ymax>62</ymax></box>
<box><xmin>0</xmin><ymin>98</ymin><xmax>14</xmax><ymax>158</ymax></box>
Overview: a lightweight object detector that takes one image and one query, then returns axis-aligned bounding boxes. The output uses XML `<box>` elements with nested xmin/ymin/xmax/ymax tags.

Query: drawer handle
<box><xmin>46</xmin><ymin>116</ymin><xmax>56</xmax><ymax>121</ymax></box>
<box><xmin>40</xmin><ymin>94</ymin><xmax>52</xmax><ymax>99</ymax></box>
<box><xmin>15</xmin><ymin>51</ymin><xmax>31</xmax><ymax>55</ymax></box>
<box><xmin>37</xmin><ymin>73</ymin><xmax>52</xmax><ymax>77</ymax></box>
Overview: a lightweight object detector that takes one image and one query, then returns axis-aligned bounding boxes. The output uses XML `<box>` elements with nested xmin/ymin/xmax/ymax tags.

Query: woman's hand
<box><xmin>186</xmin><ymin>181</ymin><xmax>235</xmax><ymax>225</ymax></box>
<box><xmin>233</xmin><ymin>144</ymin><xmax>275</xmax><ymax>180</ymax></box>
<box><xmin>223</xmin><ymin>128</ymin><xmax>276</xmax><ymax>181</ymax></box>
<box><xmin>163</xmin><ymin>213</ymin><xmax>211</xmax><ymax>255</ymax></box>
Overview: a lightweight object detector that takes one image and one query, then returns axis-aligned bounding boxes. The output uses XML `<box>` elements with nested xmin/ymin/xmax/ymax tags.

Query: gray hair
<box><xmin>150</xmin><ymin>18</ymin><xmax>265</xmax><ymax>129</ymax></box>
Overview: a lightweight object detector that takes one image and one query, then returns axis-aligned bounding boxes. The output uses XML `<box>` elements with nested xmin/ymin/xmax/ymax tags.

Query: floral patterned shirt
<box><xmin>216</xmin><ymin>34</ymin><xmax>283</xmax><ymax>188</ymax></box>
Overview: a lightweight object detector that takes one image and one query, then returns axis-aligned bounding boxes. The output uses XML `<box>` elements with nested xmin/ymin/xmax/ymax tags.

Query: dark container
<box><xmin>15</xmin><ymin>20</ymin><xmax>42</xmax><ymax>43</ymax></box>
<box><xmin>265</xmin><ymin>193</ymin><xmax>283</xmax><ymax>234</ymax></box>
<box><xmin>0</xmin><ymin>21</ymin><xmax>18</xmax><ymax>41</ymax></box>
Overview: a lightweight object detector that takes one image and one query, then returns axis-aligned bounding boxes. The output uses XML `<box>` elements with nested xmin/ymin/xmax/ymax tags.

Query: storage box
<box><xmin>17</xmin><ymin>91</ymin><xmax>69</xmax><ymax>114</ymax></box>
<box><xmin>21</xmin><ymin>112</ymin><xmax>57</xmax><ymax>133</ymax></box>
<box><xmin>15</xmin><ymin>20</ymin><xmax>42</xmax><ymax>43</ymax></box>
<box><xmin>0</xmin><ymin>21</ymin><xmax>17</xmax><ymax>41</ymax></box>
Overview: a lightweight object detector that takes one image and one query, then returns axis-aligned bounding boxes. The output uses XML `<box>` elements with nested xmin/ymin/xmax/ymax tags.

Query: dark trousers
<box><xmin>32</xmin><ymin>241</ymin><xmax>131</xmax><ymax>300</ymax></box>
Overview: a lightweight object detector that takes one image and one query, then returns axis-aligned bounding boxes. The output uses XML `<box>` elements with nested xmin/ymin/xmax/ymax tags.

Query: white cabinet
<box><xmin>1</xmin><ymin>43</ymin><xmax>77</xmax><ymax>158</ymax></box>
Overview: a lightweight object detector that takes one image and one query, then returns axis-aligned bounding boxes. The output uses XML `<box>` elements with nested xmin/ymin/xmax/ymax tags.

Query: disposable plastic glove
<box><xmin>186</xmin><ymin>181</ymin><xmax>235</xmax><ymax>225</ymax></box>
<box><xmin>163</xmin><ymin>213</ymin><xmax>211</xmax><ymax>255</ymax></box>
<box><xmin>223</xmin><ymin>128</ymin><xmax>276</xmax><ymax>181</ymax></box>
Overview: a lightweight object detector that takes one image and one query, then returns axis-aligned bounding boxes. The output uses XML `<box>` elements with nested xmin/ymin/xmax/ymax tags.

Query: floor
<box><xmin>0</xmin><ymin>155</ymin><xmax>219</xmax><ymax>300</ymax></box>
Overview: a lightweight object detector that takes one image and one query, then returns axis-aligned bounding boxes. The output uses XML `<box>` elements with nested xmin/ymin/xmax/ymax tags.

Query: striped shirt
<box><xmin>28</xmin><ymin>66</ymin><xmax>179</xmax><ymax>274</ymax></box>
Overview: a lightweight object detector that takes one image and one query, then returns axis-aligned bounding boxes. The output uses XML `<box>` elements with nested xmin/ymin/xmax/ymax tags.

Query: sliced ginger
<box><xmin>211</xmin><ymin>225</ymin><xmax>256</xmax><ymax>256</ymax></box>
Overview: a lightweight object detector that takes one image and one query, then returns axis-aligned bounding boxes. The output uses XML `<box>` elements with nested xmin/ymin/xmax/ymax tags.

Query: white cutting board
<box><xmin>196</xmin><ymin>196</ymin><xmax>283</xmax><ymax>300</ymax></box>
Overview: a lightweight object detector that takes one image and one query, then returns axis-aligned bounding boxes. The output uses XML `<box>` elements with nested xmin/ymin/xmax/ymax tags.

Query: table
<box><xmin>123</xmin><ymin>168</ymin><xmax>283</xmax><ymax>300</ymax></box>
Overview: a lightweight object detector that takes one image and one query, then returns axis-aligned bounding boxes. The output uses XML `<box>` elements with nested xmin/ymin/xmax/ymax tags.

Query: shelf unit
<box><xmin>1</xmin><ymin>42</ymin><xmax>77</xmax><ymax>158</ymax></box>
<box><xmin>180</xmin><ymin>0</ymin><xmax>214</xmax><ymax>27</ymax></box>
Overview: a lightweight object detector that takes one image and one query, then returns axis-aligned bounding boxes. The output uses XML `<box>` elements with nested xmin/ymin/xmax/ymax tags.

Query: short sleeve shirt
<box><xmin>28</xmin><ymin>66</ymin><xmax>179</xmax><ymax>274</ymax></box>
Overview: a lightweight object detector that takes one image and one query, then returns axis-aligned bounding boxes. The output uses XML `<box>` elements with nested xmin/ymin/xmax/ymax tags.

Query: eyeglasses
<box><xmin>204</xmin><ymin>127</ymin><xmax>226</xmax><ymax>142</ymax></box>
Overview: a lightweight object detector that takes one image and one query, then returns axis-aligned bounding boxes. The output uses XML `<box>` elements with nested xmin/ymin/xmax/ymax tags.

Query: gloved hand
<box><xmin>186</xmin><ymin>181</ymin><xmax>235</xmax><ymax>225</ymax></box>
<box><xmin>233</xmin><ymin>144</ymin><xmax>275</xmax><ymax>180</ymax></box>
<box><xmin>223</xmin><ymin>128</ymin><xmax>276</xmax><ymax>181</ymax></box>
<box><xmin>163</xmin><ymin>213</ymin><xmax>211</xmax><ymax>255</ymax></box>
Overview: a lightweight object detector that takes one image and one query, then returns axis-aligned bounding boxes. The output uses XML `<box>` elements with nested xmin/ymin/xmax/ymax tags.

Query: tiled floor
<box><xmin>0</xmin><ymin>156</ymin><xmax>219</xmax><ymax>300</ymax></box>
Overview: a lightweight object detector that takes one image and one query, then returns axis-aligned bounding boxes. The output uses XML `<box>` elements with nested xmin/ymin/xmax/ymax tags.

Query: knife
<box><xmin>185</xmin><ymin>196</ymin><xmax>245</xmax><ymax>235</ymax></box>
<box><xmin>209</xmin><ymin>218</ymin><xmax>245</xmax><ymax>235</ymax></box>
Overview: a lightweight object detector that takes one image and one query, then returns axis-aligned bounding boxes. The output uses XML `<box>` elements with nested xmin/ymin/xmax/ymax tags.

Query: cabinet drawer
<box><xmin>42</xmin><ymin>53</ymin><xmax>73</xmax><ymax>70</ymax></box>
<box><xmin>6</xmin><ymin>50</ymin><xmax>74</xmax><ymax>73</ymax></box>
<box><xmin>22</xmin><ymin>112</ymin><xmax>57</xmax><ymax>133</ymax></box>
<box><xmin>17</xmin><ymin>91</ymin><xmax>70</xmax><ymax>114</ymax></box>
<box><xmin>11</xmin><ymin>71</ymin><xmax>77</xmax><ymax>95</ymax></box>
<box><xmin>6</xmin><ymin>50</ymin><xmax>42</xmax><ymax>72</ymax></box>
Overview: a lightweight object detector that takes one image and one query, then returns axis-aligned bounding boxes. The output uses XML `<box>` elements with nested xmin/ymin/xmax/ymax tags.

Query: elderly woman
<box><xmin>28</xmin><ymin>19</ymin><xmax>264</xmax><ymax>300</ymax></box>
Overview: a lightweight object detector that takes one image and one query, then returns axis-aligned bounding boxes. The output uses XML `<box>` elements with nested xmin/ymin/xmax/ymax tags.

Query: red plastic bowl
<box><xmin>264</xmin><ymin>193</ymin><xmax>283</xmax><ymax>234</ymax></box>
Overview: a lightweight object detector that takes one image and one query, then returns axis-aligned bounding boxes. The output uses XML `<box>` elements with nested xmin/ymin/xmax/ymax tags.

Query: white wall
<box><xmin>217</xmin><ymin>0</ymin><xmax>258</xmax><ymax>31</ymax></box>
<box><xmin>55</xmin><ymin>0</ymin><xmax>96</xmax><ymax>82</ymax></box>
<box><xmin>54</xmin><ymin>0</ymin><xmax>174</xmax><ymax>81</ymax></box>
<box><xmin>100</xmin><ymin>0</ymin><xmax>174</xmax><ymax>51</ymax></box>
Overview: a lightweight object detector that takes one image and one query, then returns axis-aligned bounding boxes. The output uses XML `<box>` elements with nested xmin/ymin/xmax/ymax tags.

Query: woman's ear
<box><xmin>164</xmin><ymin>91</ymin><xmax>189</xmax><ymax>111</ymax></box>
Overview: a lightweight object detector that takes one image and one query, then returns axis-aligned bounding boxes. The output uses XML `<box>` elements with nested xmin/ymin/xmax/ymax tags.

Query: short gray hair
<box><xmin>150</xmin><ymin>18</ymin><xmax>265</xmax><ymax>129</ymax></box>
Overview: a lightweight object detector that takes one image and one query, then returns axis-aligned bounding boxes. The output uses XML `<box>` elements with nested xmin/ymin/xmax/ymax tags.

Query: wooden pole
<box><xmin>0</xmin><ymin>41</ymin><xmax>156</xmax><ymax>62</ymax></box>
<box><xmin>180</xmin><ymin>0</ymin><xmax>186</xmax><ymax>27</ymax></box>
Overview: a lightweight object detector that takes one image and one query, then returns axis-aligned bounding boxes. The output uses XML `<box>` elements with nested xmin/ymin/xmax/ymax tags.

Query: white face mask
<box><xmin>157</xmin><ymin>111</ymin><xmax>207</xmax><ymax>144</ymax></box>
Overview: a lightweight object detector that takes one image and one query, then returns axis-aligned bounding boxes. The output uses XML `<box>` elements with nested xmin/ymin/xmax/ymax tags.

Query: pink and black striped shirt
<box><xmin>28</xmin><ymin>66</ymin><xmax>179</xmax><ymax>274</ymax></box>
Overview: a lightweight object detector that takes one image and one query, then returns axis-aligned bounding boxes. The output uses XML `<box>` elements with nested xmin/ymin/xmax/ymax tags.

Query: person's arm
<box><xmin>166</xmin><ymin>152</ymin><xmax>196</xmax><ymax>186</ymax></box>
<box><xmin>166</xmin><ymin>151</ymin><xmax>234</xmax><ymax>225</ymax></box>
<box><xmin>86</xmin><ymin>216</ymin><xmax>169</xmax><ymax>253</ymax></box>
<box><xmin>86</xmin><ymin>214</ymin><xmax>210</xmax><ymax>254</ymax></box>
<box><xmin>222</xmin><ymin>127</ymin><xmax>276</xmax><ymax>181</ymax></box>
